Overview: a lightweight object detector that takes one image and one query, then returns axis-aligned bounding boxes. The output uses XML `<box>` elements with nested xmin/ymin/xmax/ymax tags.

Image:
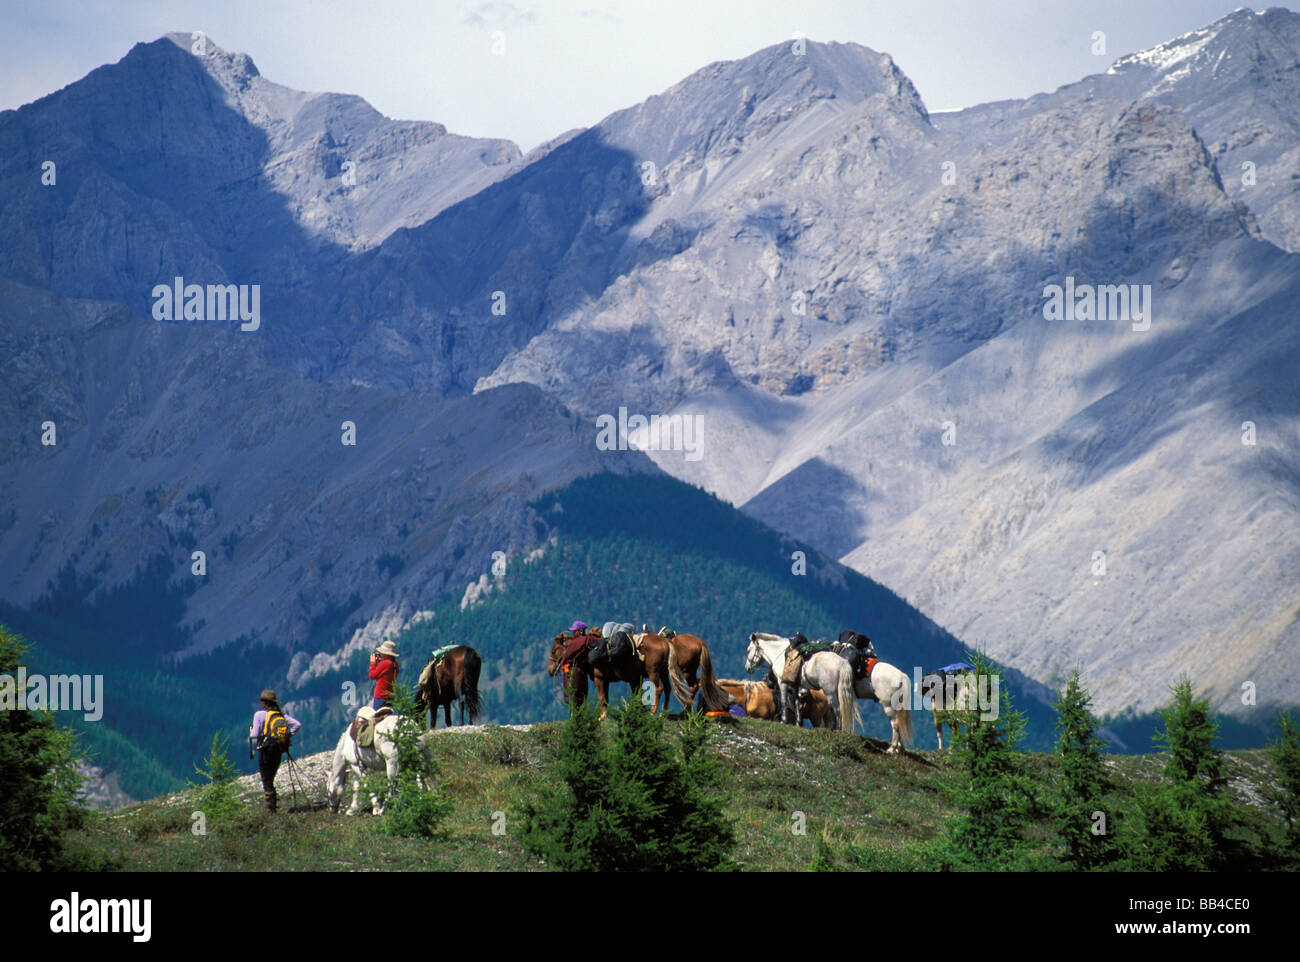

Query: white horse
<box><xmin>746</xmin><ymin>633</ymin><xmax>861</xmax><ymax>733</ymax></box>
<box><xmin>327</xmin><ymin>714</ymin><xmax>403</xmax><ymax>815</ymax></box>
<box><xmin>854</xmin><ymin>640</ymin><xmax>915</xmax><ymax>755</ymax></box>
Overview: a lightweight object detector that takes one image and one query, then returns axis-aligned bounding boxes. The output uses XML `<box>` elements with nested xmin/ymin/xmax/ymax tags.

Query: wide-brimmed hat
<box><xmin>569</xmin><ymin>620</ymin><xmax>587</xmax><ymax>633</ymax></box>
<box><xmin>259</xmin><ymin>689</ymin><xmax>279</xmax><ymax>704</ymax></box>
<box><xmin>375</xmin><ymin>640</ymin><xmax>399</xmax><ymax>658</ymax></box>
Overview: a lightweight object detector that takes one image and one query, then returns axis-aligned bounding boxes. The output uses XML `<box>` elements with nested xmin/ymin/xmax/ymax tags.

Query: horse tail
<box><xmin>896</xmin><ymin>675</ymin><xmax>914</xmax><ymax>747</ymax></box>
<box><xmin>839</xmin><ymin>669</ymin><xmax>859</xmax><ymax>733</ymax></box>
<box><xmin>461</xmin><ymin>648</ymin><xmax>483</xmax><ymax>724</ymax></box>
<box><xmin>696</xmin><ymin>644</ymin><xmax>732</xmax><ymax>713</ymax></box>
<box><xmin>665</xmin><ymin>640</ymin><xmax>696</xmax><ymax>711</ymax></box>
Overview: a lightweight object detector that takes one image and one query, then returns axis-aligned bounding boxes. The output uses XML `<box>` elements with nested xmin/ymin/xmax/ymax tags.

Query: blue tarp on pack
<box><xmin>935</xmin><ymin>662</ymin><xmax>975</xmax><ymax>674</ymax></box>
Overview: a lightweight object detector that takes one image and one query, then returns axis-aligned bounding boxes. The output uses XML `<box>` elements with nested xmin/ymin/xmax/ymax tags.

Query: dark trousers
<box><xmin>258</xmin><ymin>745</ymin><xmax>284</xmax><ymax>809</ymax></box>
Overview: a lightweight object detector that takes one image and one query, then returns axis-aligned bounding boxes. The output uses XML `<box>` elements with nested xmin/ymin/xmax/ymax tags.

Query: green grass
<box><xmin>74</xmin><ymin>721</ymin><xmax>1290</xmax><ymax>872</ymax></box>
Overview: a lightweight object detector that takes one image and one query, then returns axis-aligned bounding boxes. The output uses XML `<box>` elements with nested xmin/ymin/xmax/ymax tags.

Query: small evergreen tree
<box><xmin>520</xmin><ymin>696</ymin><xmax>735</xmax><ymax>871</ymax></box>
<box><xmin>190</xmin><ymin>732</ymin><xmax>246</xmax><ymax>829</ymax></box>
<box><xmin>0</xmin><ymin>625</ymin><xmax>91</xmax><ymax>870</ymax></box>
<box><xmin>1052</xmin><ymin>669</ymin><xmax>1118</xmax><ymax>870</ymax></box>
<box><xmin>371</xmin><ymin>681</ymin><xmax>452</xmax><ymax>839</ymax></box>
<box><xmin>1266</xmin><ymin>710</ymin><xmax>1300</xmax><ymax>866</ymax></box>
<box><xmin>936</xmin><ymin>651</ymin><xmax>1038</xmax><ymax>870</ymax></box>
<box><xmin>1123</xmin><ymin>677</ymin><xmax>1243</xmax><ymax>870</ymax></box>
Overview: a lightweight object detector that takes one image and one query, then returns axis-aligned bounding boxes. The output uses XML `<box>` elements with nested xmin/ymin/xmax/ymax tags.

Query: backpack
<box><xmin>261</xmin><ymin>710</ymin><xmax>292</xmax><ymax>752</ymax></box>
<box><xmin>585</xmin><ymin>634</ymin><xmax>611</xmax><ymax>671</ymax></box>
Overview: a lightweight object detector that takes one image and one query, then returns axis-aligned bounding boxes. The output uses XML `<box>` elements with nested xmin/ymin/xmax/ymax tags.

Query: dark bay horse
<box><xmin>546</xmin><ymin>631</ymin><xmax>676</xmax><ymax>718</ymax></box>
<box><xmin>415</xmin><ymin>646</ymin><xmax>482</xmax><ymax>728</ymax></box>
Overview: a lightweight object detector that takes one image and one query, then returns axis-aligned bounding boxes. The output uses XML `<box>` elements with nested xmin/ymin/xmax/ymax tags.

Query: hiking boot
<box><xmin>264</xmin><ymin>790</ymin><xmax>277</xmax><ymax>813</ymax></box>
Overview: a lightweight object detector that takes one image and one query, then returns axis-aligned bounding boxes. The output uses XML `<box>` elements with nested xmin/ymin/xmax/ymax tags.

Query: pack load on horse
<box><xmin>745</xmin><ymin>632</ymin><xmax>860</xmax><ymax>733</ymax></box>
<box><xmin>415</xmin><ymin>644</ymin><xmax>482</xmax><ymax>728</ymax></box>
<box><xmin>779</xmin><ymin>632</ymin><xmax>840</xmax><ymax>689</ymax></box>
<box><xmin>547</xmin><ymin>620</ymin><xmax>683</xmax><ymax>717</ymax></box>
<box><xmin>587</xmin><ymin>623</ymin><xmax>635</xmax><ymax>674</ymax></box>
<box><xmin>350</xmin><ymin>705</ymin><xmax>394</xmax><ymax>748</ymax></box>
<box><xmin>828</xmin><ymin>629</ymin><xmax>877</xmax><ymax>685</ymax></box>
<box><xmin>921</xmin><ymin>661</ymin><xmax>977</xmax><ymax>749</ymax></box>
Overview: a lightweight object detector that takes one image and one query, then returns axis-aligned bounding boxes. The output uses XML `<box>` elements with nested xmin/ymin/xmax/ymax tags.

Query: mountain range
<box><xmin>2</xmin><ymin>10</ymin><xmax>1298</xmax><ymax>795</ymax></box>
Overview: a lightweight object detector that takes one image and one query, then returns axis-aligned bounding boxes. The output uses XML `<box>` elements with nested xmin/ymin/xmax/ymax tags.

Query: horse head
<box><xmin>546</xmin><ymin>636</ymin><xmax>566</xmax><ymax>676</ymax></box>
<box><xmin>744</xmin><ymin>637</ymin><xmax>765</xmax><ymax>673</ymax></box>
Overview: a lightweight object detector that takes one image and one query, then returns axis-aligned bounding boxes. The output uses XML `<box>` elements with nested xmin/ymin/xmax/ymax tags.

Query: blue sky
<box><xmin>0</xmin><ymin>1</ymin><xmax>1286</xmax><ymax>151</ymax></box>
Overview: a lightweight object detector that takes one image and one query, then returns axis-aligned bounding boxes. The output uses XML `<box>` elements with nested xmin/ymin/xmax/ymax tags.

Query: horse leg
<box><xmin>378</xmin><ymin>747</ymin><xmax>400</xmax><ymax>814</ymax></box>
<box><xmin>328</xmin><ymin>746</ymin><xmax>346</xmax><ymax>814</ymax></box>
<box><xmin>595</xmin><ymin>677</ymin><xmax>609</xmax><ymax>719</ymax></box>
<box><xmin>650</xmin><ymin>668</ymin><xmax>665</xmax><ymax>714</ymax></box>
<box><xmin>348</xmin><ymin>758</ymin><xmax>363</xmax><ymax>816</ymax></box>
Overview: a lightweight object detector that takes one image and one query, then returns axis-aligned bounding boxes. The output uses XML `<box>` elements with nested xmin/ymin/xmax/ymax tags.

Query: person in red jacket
<box><xmin>369</xmin><ymin>639</ymin><xmax>400</xmax><ymax>709</ymax></box>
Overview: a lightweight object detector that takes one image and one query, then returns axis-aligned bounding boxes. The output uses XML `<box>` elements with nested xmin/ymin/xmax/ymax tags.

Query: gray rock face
<box><xmin>0</xmin><ymin>275</ymin><xmax>643</xmax><ymax>656</ymax></box>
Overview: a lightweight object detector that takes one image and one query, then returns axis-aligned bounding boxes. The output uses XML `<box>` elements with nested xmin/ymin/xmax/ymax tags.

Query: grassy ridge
<box><xmin>77</xmin><ymin>720</ymin><xmax>1288</xmax><ymax>872</ymax></box>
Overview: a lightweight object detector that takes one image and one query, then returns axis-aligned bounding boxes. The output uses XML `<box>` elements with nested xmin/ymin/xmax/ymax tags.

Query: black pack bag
<box><xmin>606</xmin><ymin>630</ymin><xmax>633</xmax><ymax>663</ymax></box>
<box><xmin>585</xmin><ymin>636</ymin><xmax>611</xmax><ymax>671</ymax></box>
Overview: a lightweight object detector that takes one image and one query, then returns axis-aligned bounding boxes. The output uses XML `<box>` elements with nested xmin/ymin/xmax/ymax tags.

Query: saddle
<box><xmin>781</xmin><ymin>648</ymin><xmax>805</xmax><ymax>687</ymax></box>
<box><xmin>586</xmin><ymin>629</ymin><xmax>633</xmax><ymax>672</ymax></box>
<box><xmin>783</xmin><ymin>638</ymin><xmax>836</xmax><ymax>686</ymax></box>
<box><xmin>829</xmin><ymin>641</ymin><xmax>877</xmax><ymax>683</ymax></box>
<box><xmin>418</xmin><ymin>645</ymin><xmax>459</xmax><ymax>694</ymax></box>
<box><xmin>350</xmin><ymin>706</ymin><xmax>394</xmax><ymax>748</ymax></box>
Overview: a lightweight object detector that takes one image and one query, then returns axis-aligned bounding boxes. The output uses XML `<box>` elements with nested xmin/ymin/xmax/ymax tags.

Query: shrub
<box><xmin>933</xmin><ymin>651</ymin><xmax>1039</xmax><ymax>870</ymax></box>
<box><xmin>369</xmin><ymin>681</ymin><xmax>452</xmax><ymax>839</ymax></box>
<box><xmin>1121</xmin><ymin>678</ymin><xmax>1254</xmax><ymax>870</ymax></box>
<box><xmin>1267</xmin><ymin>711</ymin><xmax>1300</xmax><ymax>866</ymax></box>
<box><xmin>0</xmin><ymin>625</ymin><xmax>94</xmax><ymax>870</ymax></box>
<box><xmin>520</xmin><ymin>697</ymin><xmax>735</xmax><ymax>871</ymax></box>
<box><xmin>190</xmin><ymin>732</ymin><xmax>248</xmax><ymax>832</ymax></box>
<box><xmin>1053</xmin><ymin>669</ymin><xmax>1119</xmax><ymax>870</ymax></box>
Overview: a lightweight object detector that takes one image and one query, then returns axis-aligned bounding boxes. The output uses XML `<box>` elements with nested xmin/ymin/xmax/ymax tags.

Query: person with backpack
<box><xmin>368</xmin><ymin>639</ymin><xmax>400</xmax><ymax>710</ymax></box>
<box><xmin>249</xmin><ymin>689</ymin><xmax>302</xmax><ymax>813</ymax></box>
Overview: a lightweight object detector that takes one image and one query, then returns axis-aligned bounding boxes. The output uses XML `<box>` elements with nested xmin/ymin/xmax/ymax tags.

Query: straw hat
<box><xmin>375</xmin><ymin>640</ymin><xmax>399</xmax><ymax>659</ymax></box>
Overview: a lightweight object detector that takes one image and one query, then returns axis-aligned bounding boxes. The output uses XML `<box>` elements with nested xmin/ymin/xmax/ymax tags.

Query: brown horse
<box><xmin>546</xmin><ymin>631</ymin><xmax>679</xmax><ymax>718</ymax></box>
<box><xmin>641</xmin><ymin>628</ymin><xmax>732</xmax><ymax>713</ymax></box>
<box><xmin>414</xmin><ymin>646</ymin><xmax>482</xmax><ymax>728</ymax></box>
<box><xmin>717</xmin><ymin>677</ymin><xmax>833</xmax><ymax>726</ymax></box>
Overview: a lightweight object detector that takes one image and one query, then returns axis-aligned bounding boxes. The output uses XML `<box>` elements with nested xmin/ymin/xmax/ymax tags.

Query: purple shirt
<box><xmin>250</xmin><ymin>709</ymin><xmax>302</xmax><ymax>746</ymax></box>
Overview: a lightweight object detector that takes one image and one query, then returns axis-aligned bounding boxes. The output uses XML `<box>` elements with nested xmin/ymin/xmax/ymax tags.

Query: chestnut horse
<box><xmin>718</xmin><ymin>676</ymin><xmax>833</xmax><ymax>726</ymax></box>
<box><xmin>639</xmin><ymin>629</ymin><xmax>733</xmax><ymax>714</ymax></box>
<box><xmin>546</xmin><ymin>632</ymin><xmax>680</xmax><ymax>718</ymax></box>
<box><xmin>414</xmin><ymin>645</ymin><xmax>482</xmax><ymax>728</ymax></box>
